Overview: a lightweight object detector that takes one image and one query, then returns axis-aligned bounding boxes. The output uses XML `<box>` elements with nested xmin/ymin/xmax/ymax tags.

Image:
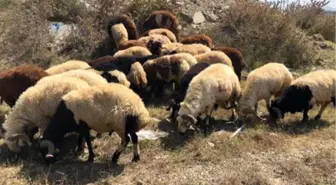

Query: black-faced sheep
<box><xmin>46</xmin><ymin>60</ymin><xmax>91</xmax><ymax>75</ymax></box>
<box><xmin>143</xmin><ymin>28</ymin><xmax>177</xmax><ymax>43</ymax></box>
<box><xmin>212</xmin><ymin>46</ymin><xmax>246</xmax><ymax>80</ymax></box>
<box><xmin>2</xmin><ymin>77</ymin><xmax>91</xmax><ymax>152</ymax></box>
<box><xmin>39</xmin><ymin>83</ymin><xmax>159</xmax><ymax>163</ymax></box>
<box><xmin>181</xmin><ymin>34</ymin><xmax>214</xmax><ymax>48</ymax></box>
<box><xmin>0</xmin><ymin>65</ymin><xmax>48</xmax><ymax>107</ymax></box>
<box><xmin>142</xmin><ymin>10</ymin><xmax>180</xmax><ymax>40</ymax></box>
<box><xmin>177</xmin><ymin>63</ymin><xmax>241</xmax><ymax>134</ymax></box>
<box><xmin>107</xmin><ymin>14</ymin><xmax>138</xmax><ymax>40</ymax></box>
<box><xmin>269</xmin><ymin>69</ymin><xmax>336</xmax><ymax>122</ymax></box>
<box><xmin>238</xmin><ymin>63</ymin><xmax>293</xmax><ymax>120</ymax></box>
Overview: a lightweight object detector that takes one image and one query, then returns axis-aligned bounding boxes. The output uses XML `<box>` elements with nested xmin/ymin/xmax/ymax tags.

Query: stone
<box><xmin>193</xmin><ymin>11</ymin><xmax>206</xmax><ymax>24</ymax></box>
<box><xmin>204</xmin><ymin>11</ymin><xmax>218</xmax><ymax>22</ymax></box>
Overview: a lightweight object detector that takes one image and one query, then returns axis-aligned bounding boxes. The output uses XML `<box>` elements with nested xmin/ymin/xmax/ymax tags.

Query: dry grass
<box><xmin>0</xmin><ymin>76</ymin><xmax>334</xmax><ymax>185</ymax></box>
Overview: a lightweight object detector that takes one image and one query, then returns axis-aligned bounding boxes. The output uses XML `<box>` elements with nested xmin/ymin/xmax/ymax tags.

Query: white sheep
<box><xmin>127</xmin><ymin>62</ymin><xmax>148</xmax><ymax>91</ymax></box>
<box><xmin>111</xmin><ymin>23</ymin><xmax>129</xmax><ymax>48</ymax></box>
<box><xmin>40</xmin><ymin>83</ymin><xmax>159</xmax><ymax>163</ymax></box>
<box><xmin>238</xmin><ymin>62</ymin><xmax>294</xmax><ymax>119</ymax></box>
<box><xmin>270</xmin><ymin>69</ymin><xmax>336</xmax><ymax>122</ymax></box>
<box><xmin>46</xmin><ymin>60</ymin><xmax>90</xmax><ymax>75</ymax></box>
<box><xmin>194</xmin><ymin>51</ymin><xmax>233</xmax><ymax>68</ymax></box>
<box><xmin>177</xmin><ymin>63</ymin><xmax>241</xmax><ymax>134</ymax></box>
<box><xmin>2</xmin><ymin>77</ymin><xmax>91</xmax><ymax>152</ymax></box>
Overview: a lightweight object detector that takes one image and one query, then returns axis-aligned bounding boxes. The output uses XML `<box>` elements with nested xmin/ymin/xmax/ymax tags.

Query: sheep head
<box><xmin>177</xmin><ymin>114</ymin><xmax>197</xmax><ymax>134</ymax></box>
<box><xmin>5</xmin><ymin>133</ymin><xmax>31</xmax><ymax>152</ymax></box>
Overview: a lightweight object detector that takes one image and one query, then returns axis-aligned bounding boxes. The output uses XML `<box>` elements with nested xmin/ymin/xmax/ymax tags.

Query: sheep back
<box><xmin>46</xmin><ymin>60</ymin><xmax>90</xmax><ymax>75</ymax></box>
<box><xmin>181</xmin><ymin>34</ymin><xmax>213</xmax><ymax>48</ymax></box>
<box><xmin>0</xmin><ymin>65</ymin><xmax>47</xmax><ymax>107</ymax></box>
<box><xmin>113</xmin><ymin>46</ymin><xmax>152</xmax><ymax>58</ymax></box>
<box><xmin>194</xmin><ymin>51</ymin><xmax>232</xmax><ymax>68</ymax></box>
<box><xmin>174</xmin><ymin>44</ymin><xmax>211</xmax><ymax>55</ymax></box>
<box><xmin>143</xmin><ymin>28</ymin><xmax>177</xmax><ymax>43</ymax></box>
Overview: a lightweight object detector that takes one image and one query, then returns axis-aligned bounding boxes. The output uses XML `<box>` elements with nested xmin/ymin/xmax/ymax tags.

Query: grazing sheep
<box><xmin>46</xmin><ymin>60</ymin><xmax>90</xmax><ymax>75</ymax></box>
<box><xmin>194</xmin><ymin>51</ymin><xmax>232</xmax><ymax>68</ymax></box>
<box><xmin>177</xmin><ymin>63</ymin><xmax>241</xmax><ymax>134</ymax></box>
<box><xmin>0</xmin><ymin>65</ymin><xmax>48</xmax><ymax>107</ymax></box>
<box><xmin>143</xmin><ymin>28</ymin><xmax>177</xmax><ymax>43</ymax></box>
<box><xmin>96</xmin><ymin>70</ymin><xmax>130</xmax><ymax>87</ymax></box>
<box><xmin>119</xmin><ymin>40</ymin><xmax>147</xmax><ymax>50</ymax></box>
<box><xmin>167</xmin><ymin>62</ymin><xmax>211</xmax><ymax>120</ymax></box>
<box><xmin>213</xmin><ymin>46</ymin><xmax>246</xmax><ymax>80</ymax></box>
<box><xmin>107</xmin><ymin>14</ymin><xmax>138</xmax><ymax>40</ymax></box>
<box><xmin>2</xmin><ymin>77</ymin><xmax>91</xmax><ymax>152</ymax></box>
<box><xmin>181</xmin><ymin>34</ymin><xmax>214</xmax><ymax>48</ymax></box>
<box><xmin>174</xmin><ymin>44</ymin><xmax>211</xmax><ymax>55</ymax></box>
<box><xmin>143</xmin><ymin>10</ymin><xmax>180</xmax><ymax>40</ymax></box>
<box><xmin>238</xmin><ymin>63</ymin><xmax>293</xmax><ymax>120</ymax></box>
<box><xmin>40</xmin><ymin>83</ymin><xmax>159</xmax><ymax>163</ymax></box>
<box><xmin>269</xmin><ymin>69</ymin><xmax>336</xmax><ymax>122</ymax></box>
<box><xmin>113</xmin><ymin>46</ymin><xmax>152</xmax><ymax>58</ymax></box>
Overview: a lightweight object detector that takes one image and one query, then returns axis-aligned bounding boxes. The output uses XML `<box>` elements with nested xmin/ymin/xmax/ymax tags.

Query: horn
<box><xmin>8</xmin><ymin>134</ymin><xmax>31</xmax><ymax>147</ymax></box>
<box><xmin>254</xmin><ymin>113</ymin><xmax>266</xmax><ymax>121</ymax></box>
<box><xmin>40</xmin><ymin>140</ymin><xmax>56</xmax><ymax>157</ymax></box>
<box><xmin>182</xmin><ymin>114</ymin><xmax>197</xmax><ymax>124</ymax></box>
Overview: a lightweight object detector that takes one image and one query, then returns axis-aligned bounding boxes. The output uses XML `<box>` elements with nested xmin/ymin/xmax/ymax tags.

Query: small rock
<box><xmin>193</xmin><ymin>11</ymin><xmax>206</xmax><ymax>24</ymax></box>
<box><xmin>208</xmin><ymin>142</ymin><xmax>215</xmax><ymax>147</ymax></box>
<box><xmin>204</xmin><ymin>11</ymin><xmax>218</xmax><ymax>22</ymax></box>
<box><xmin>312</xmin><ymin>33</ymin><xmax>325</xmax><ymax>41</ymax></box>
<box><xmin>136</xmin><ymin>180</ymin><xmax>144</xmax><ymax>185</ymax></box>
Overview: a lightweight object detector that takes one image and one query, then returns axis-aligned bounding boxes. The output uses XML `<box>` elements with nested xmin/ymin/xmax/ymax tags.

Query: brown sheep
<box><xmin>0</xmin><ymin>65</ymin><xmax>48</xmax><ymax>107</ymax></box>
<box><xmin>118</xmin><ymin>40</ymin><xmax>147</xmax><ymax>50</ymax></box>
<box><xmin>107</xmin><ymin>14</ymin><xmax>138</xmax><ymax>40</ymax></box>
<box><xmin>142</xmin><ymin>10</ymin><xmax>180</xmax><ymax>40</ymax></box>
<box><xmin>212</xmin><ymin>46</ymin><xmax>246</xmax><ymax>81</ymax></box>
<box><xmin>181</xmin><ymin>34</ymin><xmax>214</xmax><ymax>48</ymax></box>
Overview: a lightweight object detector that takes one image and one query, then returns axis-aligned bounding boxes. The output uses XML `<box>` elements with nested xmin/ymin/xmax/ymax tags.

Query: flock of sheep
<box><xmin>0</xmin><ymin>10</ymin><xmax>335</xmax><ymax>165</ymax></box>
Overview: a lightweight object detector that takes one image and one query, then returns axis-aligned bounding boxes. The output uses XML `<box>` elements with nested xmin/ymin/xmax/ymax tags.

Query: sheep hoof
<box><xmin>87</xmin><ymin>156</ymin><xmax>95</xmax><ymax>163</ymax></box>
<box><xmin>112</xmin><ymin>152</ymin><xmax>121</xmax><ymax>164</ymax></box>
<box><xmin>314</xmin><ymin>115</ymin><xmax>321</xmax><ymax>120</ymax></box>
<box><xmin>132</xmin><ymin>155</ymin><xmax>140</xmax><ymax>162</ymax></box>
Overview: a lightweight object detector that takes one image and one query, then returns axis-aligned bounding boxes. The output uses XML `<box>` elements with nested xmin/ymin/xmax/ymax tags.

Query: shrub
<box><xmin>207</xmin><ymin>0</ymin><xmax>316</xmax><ymax>69</ymax></box>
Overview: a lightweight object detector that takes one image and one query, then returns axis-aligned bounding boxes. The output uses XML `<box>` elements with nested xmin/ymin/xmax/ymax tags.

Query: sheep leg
<box><xmin>314</xmin><ymin>103</ymin><xmax>328</xmax><ymax>120</ymax></box>
<box><xmin>78</xmin><ymin>122</ymin><xmax>95</xmax><ymax>162</ymax></box>
<box><xmin>130</xmin><ymin>133</ymin><xmax>140</xmax><ymax>162</ymax></box>
<box><xmin>112</xmin><ymin>133</ymin><xmax>130</xmax><ymax>164</ymax></box>
<box><xmin>203</xmin><ymin>106</ymin><xmax>215</xmax><ymax>135</ymax></box>
<box><xmin>75</xmin><ymin>134</ymin><xmax>84</xmax><ymax>155</ymax></box>
<box><xmin>301</xmin><ymin>109</ymin><xmax>309</xmax><ymax>122</ymax></box>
